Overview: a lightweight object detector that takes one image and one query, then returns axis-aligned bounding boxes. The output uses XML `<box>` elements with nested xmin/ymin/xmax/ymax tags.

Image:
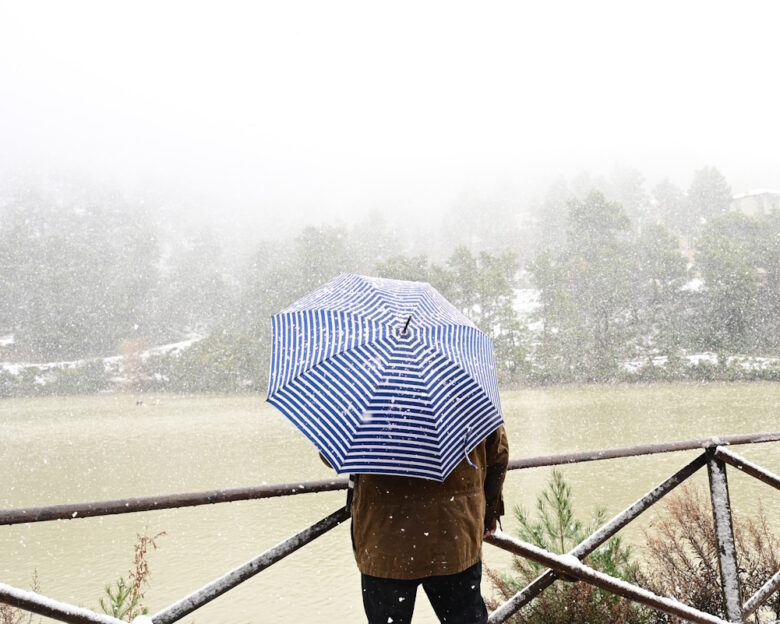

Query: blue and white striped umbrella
<box><xmin>266</xmin><ymin>273</ymin><xmax>504</xmax><ymax>481</ymax></box>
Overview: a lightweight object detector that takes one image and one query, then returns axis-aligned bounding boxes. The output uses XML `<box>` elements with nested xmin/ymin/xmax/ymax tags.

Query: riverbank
<box><xmin>2</xmin><ymin>354</ymin><xmax>778</xmax><ymax>398</ymax></box>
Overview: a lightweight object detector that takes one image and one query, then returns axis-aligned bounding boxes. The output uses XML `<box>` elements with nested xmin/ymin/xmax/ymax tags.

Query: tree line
<box><xmin>0</xmin><ymin>166</ymin><xmax>777</xmax><ymax>396</ymax></box>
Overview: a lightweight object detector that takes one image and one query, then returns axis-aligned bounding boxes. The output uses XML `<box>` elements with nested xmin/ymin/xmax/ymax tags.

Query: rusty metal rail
<box><xmin>153</xmin><ymin>507</ymin><xmax>350</xmax><ymax>624</ymax></box>
<box><xmin>707</xmin><ymin>453</ymin><xmax>743</xmax><ymax>622</ymax></box>
<box><xmin>0</xmin><ymin>582</ymin><xmax>124</xmax><ymax>624</ymax></box>
<box><xmin>1</xmin><ymin>432</ymin><xmax>778</xmax><ymax>624</ymax></box>
<box><xmin>744</xmin><ymin>569</ymin><xmax>780</xmax><ymax>618</ymax></box>
<box><xmin>0</xmin><ymin>478</ymin><xmax>347</xmax><ymax>526</ymax></box>
<box><xmin>0</xmin><ymin>508</ymin><xmax>350</xmax><ymax>624</ymax></box>
<box><xmin>506</xmin><ymin>431</ymin><xmax>780</xmax><ymax>470</ymax></box>
<box><xmin>715</xmin><ymin>446</ymin><xmax>780</xmax><ymax>490</ymax></box>
<box><xmin>2</xmin><ymin>431</ymin><xmax>778</xmax><ymax>526</ymax></box>
<box><xmin>486</xmin><ymin>452</ymin><xmax>709</xmax><ymax>622</ymax></box>
<box><xmin>485</xmin><ymin>532</ymin><xmax>732</xmax><ymax>624</ymax></box>
<box><xmin>486</xmin><ymin>442</ymin><xmax>780</xmax><ymax>624</ymax></box>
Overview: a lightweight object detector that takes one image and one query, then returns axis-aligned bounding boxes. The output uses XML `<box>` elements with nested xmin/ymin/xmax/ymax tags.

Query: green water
<box><xmin>1</xmin><ymin>384</ymin><xmax>778</xmax><ymax>623</ymax></box>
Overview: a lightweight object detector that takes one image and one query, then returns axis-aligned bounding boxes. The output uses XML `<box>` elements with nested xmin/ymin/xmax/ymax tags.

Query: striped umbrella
<box><xmin>266</xmin><ymin>273</ymin><xmax>504</xmax><ymax>481</ymax></box>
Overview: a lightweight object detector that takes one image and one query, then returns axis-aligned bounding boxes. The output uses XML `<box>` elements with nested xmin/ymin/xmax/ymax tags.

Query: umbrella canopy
<box><xmin>266</xmin><ymin>273</ymin><xmax>504</xmax><ymax>481</ymax></box>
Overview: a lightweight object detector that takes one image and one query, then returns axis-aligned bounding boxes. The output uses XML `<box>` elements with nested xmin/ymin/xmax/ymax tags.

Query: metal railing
<box><xmin>1</xmin><ymin>431</ymin><xmax>778</xmax><ymax>624</ymax></box>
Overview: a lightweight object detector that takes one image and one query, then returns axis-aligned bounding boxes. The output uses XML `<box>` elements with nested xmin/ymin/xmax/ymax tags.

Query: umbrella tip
<box><xmin>402</xmin><ymin>315</ymin><xmax>412</xmax><ymax>335</ymax></box>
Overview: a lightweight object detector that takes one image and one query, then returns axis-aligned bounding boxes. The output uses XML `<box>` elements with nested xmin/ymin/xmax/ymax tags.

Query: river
<box><xmin>1</xmin><ymin>383</ymin><xmax>778</xmax><ymax>623</ymax></box>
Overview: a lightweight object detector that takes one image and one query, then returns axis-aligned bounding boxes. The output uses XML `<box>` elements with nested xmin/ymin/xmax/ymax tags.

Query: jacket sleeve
<box><xmin>483</xmin><ymin>425</ymin><xmax>509</xmax><ymax>528</ymax></box>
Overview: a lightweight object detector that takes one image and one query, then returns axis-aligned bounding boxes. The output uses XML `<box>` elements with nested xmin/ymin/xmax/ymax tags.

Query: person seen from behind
<box><xmin>324</xmin><ymin>425</ymin><xmax>509</xmax><ymax>623</ymax></box>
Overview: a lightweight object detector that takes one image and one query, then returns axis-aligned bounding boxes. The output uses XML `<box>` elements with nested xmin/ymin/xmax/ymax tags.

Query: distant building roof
<box><xmin>732</xmin><ymin>189</ymin><xmax>780</xmax><ymax>200</ymax></box>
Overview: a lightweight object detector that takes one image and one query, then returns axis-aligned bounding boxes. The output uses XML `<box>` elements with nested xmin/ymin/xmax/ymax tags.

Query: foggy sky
<box><xmin>1</xmin><ymin>1</ymin><xmax>779</xmax><ymax>228</ymax></box>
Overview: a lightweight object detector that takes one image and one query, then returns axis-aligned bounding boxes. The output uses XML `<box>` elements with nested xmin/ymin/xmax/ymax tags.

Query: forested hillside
<box><xmin>1</xmin><ymin>167</ymin><xmax>777</xmax><ymax>395</ymax></box>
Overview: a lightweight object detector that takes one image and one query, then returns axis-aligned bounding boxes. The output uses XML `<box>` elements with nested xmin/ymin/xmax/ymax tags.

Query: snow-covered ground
<box><xmin>620</xmin><ymin>352</ymin><xmax>780</xmax><ymax>373</ymax></box>
<box><xmin>514</xmin><ymin>288</ymin><xmax>544</xmax><ymax>333</ymax></box>
<box><xmin>512</xmin><ymin>289</ymin><xmax>778</xmax><ymax>375</ymax></box>
<box><xmin>514</xmin><ymin>288</ymin><xmax>541</xmax><ymax>317</ymax></box>
<box><xmin>679</xmin><ymin>277</ymin><xmax>704</xmax><ymax>292</ymax></box>
<box><xmin>3</xmin><ymin>292</ymin><xmax>778</xmax><ymax>385</ymax></box>
<box><xmin>0</xmin><ymin>334</ymin><xmax>203</xmax><ymax>379</ymax></box>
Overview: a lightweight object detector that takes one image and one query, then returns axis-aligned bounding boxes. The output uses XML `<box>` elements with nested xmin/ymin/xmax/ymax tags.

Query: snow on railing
<box><xmin>1</xmin><ymin>432</ymin><xmax>778</xmax><ymax>624</ymax></box>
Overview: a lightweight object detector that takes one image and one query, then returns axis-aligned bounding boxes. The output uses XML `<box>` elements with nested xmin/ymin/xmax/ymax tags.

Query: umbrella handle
<box><xmin>345</xmin><ymin>474</ymin><xmax>357</xmax><ymax>511</ymax></box>
<box><xmin>463</xmin><ymin>428</ymin><xmax>478</xmax><ymax>470</ymax></box>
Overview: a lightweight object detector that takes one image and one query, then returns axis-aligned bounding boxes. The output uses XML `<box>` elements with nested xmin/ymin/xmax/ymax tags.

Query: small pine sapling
<box><xmin>486</xmin><ymin>470</ymin><xmax>648</xmax><ymax>623</ymax></box>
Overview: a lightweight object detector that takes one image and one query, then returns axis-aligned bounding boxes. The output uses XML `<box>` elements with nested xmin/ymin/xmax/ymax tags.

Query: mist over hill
<box><xmin>1</xmin><ymin>167</ymin><xmax>777</xmax><ymax>395</ymax></box>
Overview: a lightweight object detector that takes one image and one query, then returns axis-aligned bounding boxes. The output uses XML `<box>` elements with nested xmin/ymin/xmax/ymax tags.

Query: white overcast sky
<box><xmin>1</xmin><ymin>1</ymin><xmax>779</xmax><ymax>226</ymax></box>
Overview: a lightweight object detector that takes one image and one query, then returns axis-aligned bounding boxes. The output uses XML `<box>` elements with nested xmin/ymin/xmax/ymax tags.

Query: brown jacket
<box><xmin>348</xmin><ymin>425</ymin><xmax>509</xmax><ymax>580</ymax></box>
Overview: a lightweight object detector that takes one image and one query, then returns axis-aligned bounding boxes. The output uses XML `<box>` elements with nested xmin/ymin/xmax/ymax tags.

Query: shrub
<box><xmin>0</xmin><ymin>571</ymin><xmax>40</xmax><ymax>624</ymax></box>
<box><xmin>99</xmin><ymin>531</ymin><xmax>166</xmax><ymax>621</ymax></box>
<box><xmin>639</xmin><ymin>485</ymin><xmax>779</xmax><ymax>623</ymax></box>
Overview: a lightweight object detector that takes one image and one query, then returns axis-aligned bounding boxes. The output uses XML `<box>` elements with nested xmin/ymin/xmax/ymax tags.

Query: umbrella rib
<box><xmin>355</xmin><ymin>275</ymin><xmax>476</xmax><ymax>335</ymax></box>
<box><xmin>344</xmin><ymin>335</ymin><xmax>446</xmax><ymax>477</ymax></box>
<box><xmin>269</xmin><ymin>311</ymin><xmax>397</xmax><ymax>396</ymax></box>
<box><xmin>417</xmin><ymin>348</ymin><xmax>495</xmax><ymax>451</ymax></box>
<box><xmin>416</xmin><ymin>325</ymin><xmax>503</xmax><ymax>418</ymax></box>
<box><xmin>269</xmin><ymin>315</ymin><xmax>478</xmax><ymax>398</ymax></box>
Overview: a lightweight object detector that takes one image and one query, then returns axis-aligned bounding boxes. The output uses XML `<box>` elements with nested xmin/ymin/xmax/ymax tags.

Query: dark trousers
<box><xmin>361</xmin><ymin>560</ymin><xmax>488</xmax><ymax>624</ymax></box>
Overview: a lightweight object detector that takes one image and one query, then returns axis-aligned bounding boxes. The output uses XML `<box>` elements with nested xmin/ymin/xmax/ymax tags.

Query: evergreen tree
<box><xmin>687</xmin><ymin>166</ymin><xmax>732</xmax><ymax>236</ymax></box>
<box><xmin>695</xmin><ymin>212</ymin><xmax>773</xmax><ymax>352</ymax></box>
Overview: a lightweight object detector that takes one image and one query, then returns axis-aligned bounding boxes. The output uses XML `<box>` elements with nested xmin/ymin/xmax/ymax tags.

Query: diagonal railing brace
<box><xmin>151</xmin><ymin>506</ymin><xmax>350</xmax><ymax>624</ymax></box>
<box><xmin>487</xmin><ymin>532</ymin><xmax>731</xmax><ymax>624</ymax></box>
<box><xmin>742</xmin><ymin>568</ymin><xmax>780</xmax><ymax>618</ymax></box>
<box><xmin>714</xmin><ymin>447</ymin><xmax>780</xmax><ymax>491</ymax></box>
<box><xmin>487</xmin><ymin>453</ymin><xmax>708</xmax><ymax>623</ymax></box>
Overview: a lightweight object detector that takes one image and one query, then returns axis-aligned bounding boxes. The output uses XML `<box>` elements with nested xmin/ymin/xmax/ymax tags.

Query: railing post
<box><xmin>706</xmin><ymin>448</ymin><xmax>743</xmax><ymax>623</ymax></box>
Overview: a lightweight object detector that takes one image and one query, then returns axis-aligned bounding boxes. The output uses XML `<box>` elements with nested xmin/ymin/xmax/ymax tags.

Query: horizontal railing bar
<box><xmin>742</xmin><ymin>568</ymin><xmax>780</xmax><ymax>617</ymax></box>
<box><xmin>152</xmin><ymin>506</ymin><xmax>350</xmax><ymax>624</ymax></box>
<box><xmin>0</xmin><ymin>478</ymin><xmax>347</xmax><ymax>526</ymax></box>
<box><xmin>488</xmin><ymin>453</ymin><xmax>708</xmax><ymax>623</ymax></box>
<box><xmin>485</xmin><ymin>531</ymin><xmax>730</xmax><ymax>624</ymax></box>
<box><xmin>714</xmin><ymin>447</ymin><xmax>780</xmax><ymax>491</ymax></box>
<box><xmin>0</xmin><ymin>581</ymin><xmax>124</xmax><ymax>624</ymax></box>
<box><xmin>508</xmin><ymin>432</ymin><xmax>780</xmax><ymax>470</ymax></box>
<box><xmin>1</xmin><ymin>432</ymin><xmax>776</xmax><ymax>526</ymax></box>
